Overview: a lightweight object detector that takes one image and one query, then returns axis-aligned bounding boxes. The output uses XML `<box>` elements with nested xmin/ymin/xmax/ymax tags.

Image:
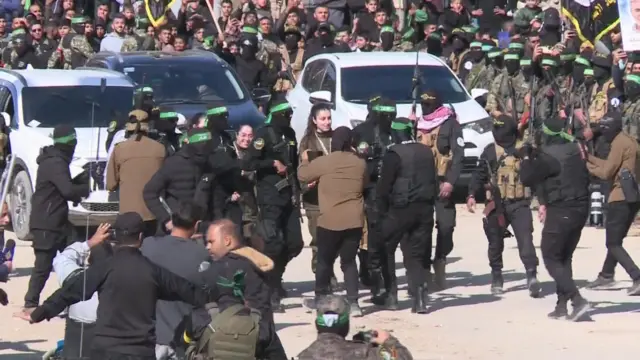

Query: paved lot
<box><xmin>1</xmin><ymin>205</ymin><xmax>639</xmax><ymax>359</ymax></box>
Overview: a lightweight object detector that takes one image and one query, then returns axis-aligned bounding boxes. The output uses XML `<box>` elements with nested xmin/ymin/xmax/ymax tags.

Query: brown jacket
<box><xmin>106</xmin><ymin>136</ymin><xmax>166</xmax><ymax>220</ymax></box>
<box><xmin>298</xmin><ymin>151</ymin><xmax>366</xmax><ymax>231</ymax></box>
<box><xmin>299</xmin><ymin>131</ymin><xmax>331</xmax><ymax>209</ymax></box>
<box><xmin>587</xmin><ymin>132</ymin><xmax>640</xmax><ymax>203</ymax></box>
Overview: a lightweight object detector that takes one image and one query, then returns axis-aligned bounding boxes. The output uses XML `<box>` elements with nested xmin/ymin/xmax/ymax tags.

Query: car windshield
<box><xmin>341</xmin><ymin>65</ymin><xmax>469</xmax><ymax>104</ymax></box>
<box><xmin>22</xmin><ymin>86</ymin><xmax>133</xmax><ymax>128</ymax></box>
<box><xmin>123</xmin><ymin>64</ymin><xmax>247</xmax><ymax>104</ymax></box>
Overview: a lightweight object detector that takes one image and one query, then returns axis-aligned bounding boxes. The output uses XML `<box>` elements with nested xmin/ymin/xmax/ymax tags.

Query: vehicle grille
<box><xmin>462</xmin><ymin>157</ymin><xmax>479</xmax><ymax>173</ymax></box>
<box><xmin>82</xmin><ymin>161</ymin><xmax>107</xmax><ymax>191</ymax></box>
<box><xmin>80</xmin><ymin>202</ymin><xmax>119</xmax><ymax>212</ymax></box>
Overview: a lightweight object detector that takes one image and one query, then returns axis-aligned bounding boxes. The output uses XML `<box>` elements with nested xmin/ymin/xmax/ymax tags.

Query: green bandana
<box><xmin>488</xmin><ymin>51</ymin><xmax>503</xmax><ymax>59</ymax></box>
<box><xmin>159</xmin><ymin>112</ymin><xmax>178</xmax><ymax>119</ymax></box>
<box><xmin>583</xmin><ymin>68</ymin><xmax>594</xmax><ymax>76</ymax></box>
<box><xmin>462</xmin><ymin>26</ymin><xmax>478</xmax><ymax>34</ymax></box>
<box><xmin>626</xmin><ymin>74</ymin><xmax>640</xmax><ymax>85</ymax></box>
<box><xmin>53</xmin><ymin>133</ymin><xmax>77</xmax><ymax>144</ymax></box>
<box><xmin>206</xmin><ymin>106</ymin><xmax>228</xmax><ymax>116</ymax></box>
<box><xmin>204</xmin><ymin>36</ymin><xmax>214</xmax><ymax>46</ymax></box>
<box><xmin>316</xmin><ymin>311</ymin><xmax>349</xmax><ymax>327</ymax></box>
<box><xmin>402</xmin><ymin>28</ymin><xmax>415</xmax><ymax>41</ymax></box>
<box><xmin>71</xmin><ymin>16</ymin><xmax>86</xmax><ymax>25</ymax></box>
<box><xmin>542</xmin><ymin>124</ymin><xmax>574</xmax><ymax>142</ymax></box>
<box><xmin>380</xmin><ymin>26</ymin><xmax>394</xmax><ymax>34</ymax></box>
<box><xmin>188</xmin><ymin>131</ymin><xmax>212</xmax><ymax>143</ymax></box>
<box><xmin>481</xmin><ymin>45</ymin><xmax>493</xmax><ymax>52</ymax></box>
<box><xmin>265</xmin><ymin>102</ymin><xmax>292</xmax><ymax>124</ymax></box>
<box><xmin>242</xmin><ymin>26</ymin><xmax>258</xmax><ymax>34</ymax></box>
<box><xmin>391</xmin><ymin>121</ymin><xmax>413</xmax><ymax>131</ymax></box>
<box><xmin>508</xmin><ymin>42</ymin><xmax>524</xmax><ymax>50</ymax></box>
<box><xmin>371</xmin><ymin>104</ymin><xmax>396</xmax><ymax>113</ymax></box>
<box><xmin>541</xmin><ymin>59</ymin><xmax>558</xmax><ymax>67</ymax></box>
<box><xmin>11</xmin><ymin>28</ymin><xmax>25</xmax><ymax>36</ymax></box>
<box><xmin>574</xmin><ymin>56</ymin><xmax>591</xmax><ymax>67</ymax></box>
<box><xmin>504</xmin><ymin>54</ymin><xmax>520</xmax><ymax>61</ymax></box>
<box><xmin>428</xmin><ymin>32</ymin><xmax>442</xmax><ymax>40</ymax></box>
<box><xmin>217</xmin><ymin>270</ymin><xmax>246</xmax><ymax>300</ymax></box>
<box><xmin>520</xmin><ymin>59</ymin><xmax>532</xmax><ymax>66</ymax></box>
<box><xmin>560</xmin><ymin>54</ymin><xmax>576</xmax><ymax>61</ymax></box>
<box><xmin>470</xmin><ymin>41</ymin><xmax>482</xmax><ymax>48</ymax></box>
<box><xmin>414</xmin><ymin>10</ymin><xmax>428</xmax><ymax>24</ymax></box>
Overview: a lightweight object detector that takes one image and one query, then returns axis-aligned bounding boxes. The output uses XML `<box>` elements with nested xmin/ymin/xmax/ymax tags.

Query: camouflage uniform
<box><xmin>47</xmin><ymin>29</ymin><xmax>94</xmax><ymax>69</ymax></box>
<box><xmin>486</xmin><ymin>69</ymin><xmax>529</xmax><ymax>121</ymax></box>
<box><xmin>622</xmin><ymin>97</ymin><xmax>640</xmax><ymax>141</ymax></box>
<box><xmin>464</xmin><ymin>62</ymin><xmax>486</xmax><ymax>90</ymax></box>
<box><xmin>297</xmin><ymin>295</ymin><xmax>413</xmax><ymax>360</ymax></box>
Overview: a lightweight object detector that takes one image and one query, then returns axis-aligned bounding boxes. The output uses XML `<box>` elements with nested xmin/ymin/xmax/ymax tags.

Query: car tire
<box><xmin>10</xmin><ymin>170</ymin><xmax>33</xmax><ymax>240</ymax></box>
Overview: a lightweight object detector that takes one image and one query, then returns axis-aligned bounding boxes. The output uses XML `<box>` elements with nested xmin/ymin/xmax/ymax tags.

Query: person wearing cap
<box><xmin>516</xmin><ymin>114</ymin><xmax>592</xmax><ymax>321</ymax></box>
<box><xmin>415</xmin><ymin>90</ymin><xmax>464</xmax><ymax>292</ymax></box>
<box><xmin>279</xmin><ymin>25</ymin><xmax>304</xmax><ymax>85</ymax></box>
<box><xmin>22</xmin><ymin>212</ymin><xmax>215</xmax><ymax>360</ymax></box>
<box><xmin>351</xmin><ymin>97</ymin><xmax>396</xmax><ymax>298</ymax></box>
<box><xmin>47</xmin><ymin>15</ymin><xmax>94</xmax><ymax>69</ymax></box>
<box><xmin>297</xmin><ymin>295</ymin><xmax>413</xmax><ymax>360</ymax></box>
<box><xmin>152</xmin><ymin>106</ymin><xmax>182</xmax><ymax>155</ymax></box>
<box><xmin>22</xmin><ymin>125</ymin><xmax>90</xmax><ymax>315</ymax></box>
<box><xmin>298</xmin><ymin>126</ymin><xmax>367</xmax><ymax>316</ymax></box>
<box><xmin>374</xmin><ymin>117</ymin><xmax>437</xmax><ymax>312</ymax></box>
<box><xmin>98</xmin><ymin>13</ymin><xmax>138</xmax><ymax>53</ymax></box>
<box><xmin>303</xmin><ymin>21</ymin><xmax>345</xmax><ymax>65</ymax></box>
<box><xmin>242</xmin><ymin>98</ymin><xmax>304</xmax><ymax>312</ymax></box>
<box><xmin>106</xmin><ymin>110</ymin><xmax>166</xmax><ymax>238</ymax></box>
<box><xmin>105</xmin><ymin>86</ymin><xmax>155</xmax><ymax>154</ymax></box>
<box><xmin>444</xmin><ymin>28</ymin><xmax>469</xmax><ymax>73</ymax></box>
<box><xmin>457</xmin><ymin>37</ymin><xmax>483</xmax><ymax>79</ymax></box>
<box><xmin>144</xmin><ymin>128</ymin><xmax>216</xmax><ymax>234</ymax></box>
<box><xmin>466</xmin><ymin>115</ymin><xmax>541</xmax><ymax>297</ymax></box>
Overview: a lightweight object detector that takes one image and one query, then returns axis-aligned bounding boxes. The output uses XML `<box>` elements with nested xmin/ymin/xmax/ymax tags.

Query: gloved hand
<box><xmin>0</xmin><ymin>288</ymin><xmax>8</xmax><ymax>305</ymax></box>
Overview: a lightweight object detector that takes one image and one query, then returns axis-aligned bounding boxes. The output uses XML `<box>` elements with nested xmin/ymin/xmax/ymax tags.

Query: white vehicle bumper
<box><xmin>68</xmin><ymin>190</ymin><xmax>118</xmax><ymax>226</ymax></box>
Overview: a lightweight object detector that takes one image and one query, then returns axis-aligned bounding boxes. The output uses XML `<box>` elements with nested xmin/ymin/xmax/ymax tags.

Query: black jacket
<box><xmin>30</xmin><ymin>146</ymin><xmax>89</xmax><ymax>233</ymax></box>
<box><xmin>30</xmin><ymin>246</ymin><xmax>213</xmax><ymax>357</ymax></box>
<box><xmin>143</xmin><ymin>148</ymin><xmax>204</xmax><ymax>226</ymax></box>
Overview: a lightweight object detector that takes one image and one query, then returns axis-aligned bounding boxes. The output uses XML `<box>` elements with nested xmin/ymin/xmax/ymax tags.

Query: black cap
<box><xmin>113</xmin><ymin>212</ymin><xmax>144</xmax><ymax>239</ymax></box>
<box><xmin>591</xmin><ymin>52</ymin><xmax>613</xmax><ymax>68</ymax></box>
<box><xmin>317</xmin><ymin>22</ymin><xmax>332</xmax><ymax>32</ymax></box>
<box><xmin>52</xmin><ymin>125</ymin><xmax>77</xmax><ymax>145</ymax></box>
<box><xmin>543</xmin><ymin>115</ymin><xmax>566</xmax><ymax>133</ymax></box>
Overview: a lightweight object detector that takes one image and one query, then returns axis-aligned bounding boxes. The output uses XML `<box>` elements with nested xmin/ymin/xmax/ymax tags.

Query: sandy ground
<box><xmin>1</xmin><ymin>205</ymin><xmax>639</xmax><ymax>360</ymax></box>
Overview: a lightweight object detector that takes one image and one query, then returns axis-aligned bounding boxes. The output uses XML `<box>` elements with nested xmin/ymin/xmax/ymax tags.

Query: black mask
<box><xmin>505</xmin><ymin>61</ymin><xmax>520</xmax><ymax>75</ymax></box>
<box><xmin>452</xmin><ymin>38</ymin><xmax>466</xmax><ymax>51</ymax></box>
<box><xmin>560</xmin><ymin>61</ymin><xmax>573</xmax><ymax>77</ymax></box>
<box><xmin>583</xmin><ymin>76</ymin><xmax>595</xmax><ymax>87</ymax></box>
<box><xmin>572</xmin><ymin>65</ymin><xmax>586</xmax><ymax>84</ymax></box>
<box><xmin>492</xmin><ymin>120</ymin><xmax>517</xmax><ymax>149</ymax></box>
<box><xmin>625</xmin><ymin>81</ymin><xmax>640</xmax><ymax>100</ymax></box>
<box><xmin>185</xmin><ymin>141</ymin><xmax>213</xmax><ymax>167</ymax></box>
<box><xmin>371</xmin><ymin>112</ymin><xmax>394</xmax><ymax>132</ymax></box>
<box><xmin>206</xmin><ymin>114</ymin><xmax>229</xmax><ymax>134</ymax></box>
<box><xmin>381</xmin><ymin>33</ymin><xmax>394</xmax><ymax>51</ymax></box>
<box><xmin>240</xmin><ymin>45</ymin><xmax>256</xmax><ymax>60</ymax></box>
<box><xmin>593</xmin><ymin>66</ymin><xmax>609</xmax><ymax>81</ymax></box>
<box><xmin>54</xmin><ymin>143</ymin><xmax>77</xmax><ymax>160</ymax></box>
<box><xmin>469</xmin><ymin>49</ymin><xmax>484</xmax><ymax>62</ymax></box>
<box><xmin>543</xmin><ymin>67</ymin><xmax>557</xmax><ymax>82</ymax></box>
<box><xmin>284</xmin><ymin>35</ymin><xmax>299</xmax><ymax>50</ymax></box>
<box><xmin>522</xmin><ymin>66</ymin><xmax>533</xmax><ymax>81</ymax></box>
<box><xmin>270</xmin><ymin>111</ymin><xmax>292</xmax><ymax>129</ymax></box>
<box><xmin>391</xmin><ymin>128</ymin><xmax>412</xmax><ymax>144</ymax></box>
<box><xmin>427</xmin><ymin>36</ymin><xmax>442</xmax><ymax>56</ymax></box>
<box><xmin>490</xmin><ymin>57</ymin><xmax>504</xmax><ymax>69</ymax></box>
<box><xmin>319</xmin><ymin>32</ymin><xmax>333</xmax><ymax>46</ymax></box>
<box><xmin>599</xmin><ymin>114</ymin><xmax>623</xmax><ymax>142</ymax></box>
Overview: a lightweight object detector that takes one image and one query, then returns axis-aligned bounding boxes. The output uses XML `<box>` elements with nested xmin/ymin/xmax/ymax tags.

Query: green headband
<box><xmin>626</xmin><ymin>74</ymin><xmax>640</xmax><ymax>85</ymax></box>
<box><xmin>429</xmin><ymin>32</ymin><xmax>442</xmax><ymax>40</ymax></box>
<box><xmin>371</xmin><ymin>104</ymin><xmax>396</xmax><ymax>113</ymax></box>
<box><xmin>71</xmin><ymin>16</ymin><xmax>86</xmax><ymax>24</ymax></box>
<box><xmin>315</xmin><ymin>311</ymin><xmax>350</xmax><ymax>327</ymax></box>
<box><xmin>53</xmin><ymin>133</ymin><xmax>77</xmax><ymax>144</ymax></box>
<box><xmin>380</xmin><ymin>26</ymin><xmax>394</xmax><ymax>34</ymax></box>
<box><xmin>542</xmin><ymin>124</ymin><xmax>574</xmax><ymax>142</ymax></box>
<box><xmin>504</xmin><ymin>54</ymin><xmax>520</xmax><ymax>61</ymax></box>
<box><xmin>481</xmin><ymin>45</ymin><xmax>493</xmax><ymax>52</ymax></box>
<box><xmin>204</xmin><ymin>36</ymin><xmax>214</xmax><ymax>46</ymax></box>
<box><xmin>560</xmin><ymin>54</ymin><xmax>577</xmax><ymax>61</ymax></box>
<box><xmin>206</xmin><ymin>106</ymin><xmax>228</xmax><ymax>116</ymax></box>
<box><xmin>391</xmin><ymin>121</ymin><xmax>413</xmax><ymax>131</ymax></box>
<box><xmin>462</xmin><ymin>26</ymin><xmax>478</xmax><ymax>34</ymax></box>
<box><xmin>583</xmin><ymin>68</ymin><xmax>594</xmax><ymax>76</ymax></box>
<box><xmin>414</xmin><ymin>10</ymin><xmax>428</xmax><ymax>23</ymax></box>
<box><xmin>188</xmin><ymin>131</ymin><xmax>212</xmax><ymax>144</ymax></box>
<box><xmin>470</xmin><ymin>41</ymin><xmax>482</xmax><ymax>48</ymax></box>
<box><xmin>242</xmin><ymin>26</ymin><xmax>258</xmax><ymax>34</ymax></box>
<box><xmin>159</xmin><ymin>112</ymin><xmax>178</xmax><ymax>119</ymax></box>
<box><xmin>509</xmin><ymin>42</ymin><xmax>524</xmax><ymax>49</ymax></box>
<box><xmin>541</xmin><ymin>59</ymin><xmax>558</xmax><ymax>67</ymax></box>
<box><xmin>217</xmin><ymin>270</ymin><xmax>246</xmax><ymax>300</ymax></box>
<box><xmin>265</xmin><ymin>102</ymin><xmax>292</xmax><ymax>124</ymax></box>
<box><xmin>11</xmin><ymin>28</ymin><xmax>25</xmax><ymax>36</ymax></box>
<box><xmin>402</xmin><ymin>28</ymin><xmax>415</xmax><ymax>41</ymax></box>
<box><xmin>574</xmin><ymin>56</ymin><xmax>591</xmax><ymax>67</ymax></box>
<box><xmin>488</xmin><ymin>51</ymin><xmax>503</xmax><ymax>59</ymax></box>
<box><xmin>520</xmin><ymin>59</ymin><xmax>532</xmax><ymax>66</ymax></box>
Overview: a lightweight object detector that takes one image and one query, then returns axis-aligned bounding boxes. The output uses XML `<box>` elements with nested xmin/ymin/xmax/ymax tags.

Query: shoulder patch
<box><xmin>253</xmin><ymin>138</ymin><xmax>265</xmax><ymax>150</ymax></box>
<box><xmin>456</xmin><ymin>137</ymin><xmax>465</xmax><ymax>147</ymax></box>
<box><xmin>464</xmin><ymin>61</ymin><xmax>473</xmax><ymax>70</ymax></box>
<box><xmin>357</xmin><ymin>141</ymin><xmax>369</xmax><ymax>153</ymax></box>
<box><xmin>610</xmin><ymin>98</ymin><xmax>620</xmax><ymax>107</ymax></box>
<box><xmin>108</xmin><ymin>120</ymin><xmax>117</xmax><ymax>132</ymax></box>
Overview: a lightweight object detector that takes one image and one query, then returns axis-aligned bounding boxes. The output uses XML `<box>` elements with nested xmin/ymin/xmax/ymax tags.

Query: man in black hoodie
<box><xmin>23</xmin><ymin>125</ymin><xmax>90</xmax><ymax>314</ymax></box>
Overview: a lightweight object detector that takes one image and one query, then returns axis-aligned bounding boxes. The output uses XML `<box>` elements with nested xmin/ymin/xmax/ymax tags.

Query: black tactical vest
<box><xmin>541</xmin><ymin>142</ymin><xmax>590</xmax><ymax>205</ymax></box>
<box><xmin>388</xmin><ymin>141</ymin><xmax>437</xmax><ymax>207</ymax></box>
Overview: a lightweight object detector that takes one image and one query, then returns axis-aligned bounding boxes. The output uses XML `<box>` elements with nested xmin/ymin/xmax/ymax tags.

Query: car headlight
<box><xmin>350</xmin><ymin>119</ymin><xmax>364</xmax><ymax>128</ymax></box>
<box><xmin>462</xmin><ymin>117</ymin><xmax>492</xmax><ymax>134</ymax></box>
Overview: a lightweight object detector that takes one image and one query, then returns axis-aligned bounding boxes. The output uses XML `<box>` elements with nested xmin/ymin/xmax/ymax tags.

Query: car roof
<box><xmin>1</xmin><ymin>69</ymin><xmax>134</xmax><ymax>87</ymax></box>
<box><xmin>91</xmin><ymin>50</ymin><xmax>225</xmax><ymax>66</ymax></box>
<box><xmin>310</xmin><ymin>52</ymin><xmax>447</xmax><ymax>68</ymax></box>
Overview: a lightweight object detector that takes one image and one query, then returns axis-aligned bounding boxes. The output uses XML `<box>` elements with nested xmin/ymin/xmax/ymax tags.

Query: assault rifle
<box><xmin>483</xmin><ymin>158</ymin><xmax>506</xmax><ymax>229</ymax></box>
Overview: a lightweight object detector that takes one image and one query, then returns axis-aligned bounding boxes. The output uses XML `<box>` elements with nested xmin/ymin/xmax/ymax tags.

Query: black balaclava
<box><xmin>467</xmin><ymin>41</ymin><xmax>484</xmax><ymax>63</ymax></box>
<box><xmin>540</xmin><ymin>55</ymin><xmax>559</xmax><ymax>83</ymax></box>
<box><xmin>508</xmin><ymin>40</ymin><xmax>526</xmax><ymax>59</ymax></box>
<box><xmin>12</xmin><ymin>34</ymin><xmax>29</xmax><ymax>57</ymax></box>
<box><xmin>331</xmin><ymin>126</ymin><xmax>353</xmax><ymax>152</ymax></box>
<box><xmin>380</xmin><ymin>26</ymin><xmax>394</xmax><ymax>52</ymax></box>
<box><xmin>52</xmin><ymin>124</ymin><xmax>78</xmax><ymax>159</ymax></box>
<box><xmin>420</xmin><ymin>90</ymin><xmax>443</xmax><ymax>116</ymax></box>
<box><xmin>541</xmin><ymin>8</ymin><xmax>562</xmax><ymax>44</ymax></box>
<box><xmin>284</xmin><ymin>27</ymin><xmax>301</xmax><ymax>51</ymax></box>
<box><xmin>541</xmin><ymin>115</ymin><xmax>571</xmax><ymax>146</ymax></box>
<box><xmin>624</xmin><ymin>73</ymin><xmax>640</xmax><ymax>101</ymax></box>
<box><xmin>70</xmin><ymin>16</ymin><xmax>87</xmax><ymax>35</ymax></box>
<box><xmin>583</xmin><ymin>68</ymin><xmax>596</xmax><ymax>87</ymax></box>
<box><xmin>572</xmin><ymin>54</ymin><xmax>592</xmax><ymax>85</ymax></box>
<box><xmin>205</xmin><ymin>104</ymin><xmax>230</xmax><ymax>134</ymax></box>
<box><xmin>390</xmin><ymin>117</ymin><xmax>414</xmax><ymax>144</ymax></box>
<box><xmin>504</xmin><ymin>52</ymin><xmax>521</xmax><ymax>75</ymax></box>
<box><xmin>451</xmin><ymin>33</ymin><xmax>467</xmax><ymax>52</ymax></box>
<box><xmin>133</xmin><ymin>86</ymin><xmax>155</xmax><ymax>113</ymax></box>
<box><xmin>266</xmin><ymin>99</ymin><xmax>293</xmax><ymax>130</ymax></box>
<box><xmin>559</xmin><ymin>51</ymin><xmax>577</xmax><ymax>77</ymax></box>
<box><xmin>492</xmin><ymin>114</ymin><xmax>517</xmax><ymax>150</ymax></box>
<box><xmin>239</xmin><ymin>35</ymin><xmax>258</xmax><ymax>61</ymax></box>
<box><xmin>591</xmin><ymin>53</ymin><xmax>612</xmax><ymax>86</ymax></box>
<box><xmin>426</xmin><ymin>31</ymin><xmax>443</xmax><ymax>57</ymax></box>
<box><xmin>318</xmin><ymin>23</ymin><xmax>333</xmax><ymax>46</ymax></box>
<box><xmin>520</xmin><ymin>58</ymin><xmax>534</xmax><ymax>81</ymax></box>
<box><xmin>598</xmin><ymin>111</ymin><xmax>623</xmax><ymax>143</ymax></box>
<box><xmin>184</xmin><ymin>128</ymin><xmax>213</xmax><ymax>167</ymax></box>
<box><xmin>487</xmin><ymin>48</ymin><xmax>504</xmax><ymax>70</ymax></box>
<box><xmin>481</xmin><ymin>40</ymin><xmax>495</xmax><ymax>63</ymax></box>
<box><xmin>368</xmin><ymin>97</ymin><xmax>396</xmax><ymax>133</ymax></box>
<box><xmin>156</xmin><ymin>107</ymin><xmax>179</xmax><ymax>139</ymax></box>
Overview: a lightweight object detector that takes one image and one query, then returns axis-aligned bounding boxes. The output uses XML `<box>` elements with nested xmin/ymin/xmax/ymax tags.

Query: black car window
<box><xmin>302</xmin><ymin>60</ymin><xmax>327</xmax><ymax>93</ymax></box>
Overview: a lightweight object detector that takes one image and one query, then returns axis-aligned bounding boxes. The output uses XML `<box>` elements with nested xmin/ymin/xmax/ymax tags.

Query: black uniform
<box><xmin>25</xmin><ymin>128</ymin><xmax>90</xmax><ymax>309</ymax></box>
<box><xmin>243</xmin><ymin>118</ymin><xmax>303</xmax><ymax>310</ymax></box>
<box><xmin>376</xmin><ymin>132</ymin><xmax>437</xmax><ymax>313</ymax></box>
<box><xmin>216</xmin><ymin>37</ymin><xmax>277</xmax><ymax>92</ymax></box>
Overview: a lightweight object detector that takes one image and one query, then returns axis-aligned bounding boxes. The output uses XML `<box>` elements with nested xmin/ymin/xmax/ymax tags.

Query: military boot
<box><xmin>369</xmin><ymin>268</ymin><xmax>384</xmax><ymax>298</ymax></box>
<box><xmin>567</xmin><ymin>295</ymin><xmax>591</xmax><ymax>322</ymax></box>
<box><xmin>585</xmin><ymin>275</ymin><xmax>616</xmax><ymax>289</ymax></box>
<box><xmin>491</xmin><ymin>270</ymin><xmax>504</xmax><ymax>295</ymax></box>
<box><xmin>548</xmin><ymin>296</ymin><xmax>568</xmax><ymax>319</ymax></box>
<box><xmin>433</xmin><ymin>259</ymin><xmax>447</xmax><ymax>291</ymax></box>
<box><xmin>411</xmin><ymin>283</ymin><xmax>429</xmax><ymax>314</ymax></box>
<box><xmin>526</xmin><ymin>269</ymin><xmax>541</xmax><ymax>298</ymax></box>
<box><xmin>358</xmin><ymin>250</ymin><xmax>371</xmax><ymax>287</ymax></box>
<box><xmin>271</xmin><ymin>292</ymin><xmax>285</xmax><ymax>313</ymax></box>
<box><xmin>373</xmin><ymin>279</ymin><xmax>398</xmax><ymax>310</ymax></box>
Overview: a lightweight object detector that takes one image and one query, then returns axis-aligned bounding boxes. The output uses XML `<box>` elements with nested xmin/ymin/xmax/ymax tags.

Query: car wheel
<box><xmin>10</xmin><ymin>170</ymin><xmax>33</xmax><ymax>240</ymax></box>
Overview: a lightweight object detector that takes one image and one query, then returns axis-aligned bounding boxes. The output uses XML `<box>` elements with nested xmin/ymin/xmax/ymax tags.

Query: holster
<box><xmin>483</xmin><ymin>200</ymin><xmax>506</xmax><ymax>228</ymax></box>
<box><xmin>620</xmin><ymin>168</ymin><xmax>640</xmax><ymax>203</ymax></box>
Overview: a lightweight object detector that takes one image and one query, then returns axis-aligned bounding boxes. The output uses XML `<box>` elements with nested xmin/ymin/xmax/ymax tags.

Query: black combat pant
<box><xmin>383</xmin><ymin>203</ymin><xmax>435</xmax><ymax>294</ymax></box>
<box><xmin>364</xmin><ymin>193</ymin><xmax>392</xmax><ymax>290</ymax></box>
<box><xmin>541</xmin><ymin>205</ymin><xmax>588</xmax><ymax>304</ymax></box>
<box><xmin>24</xmin><ymin>230</ymin><xmax>70</xmax><ymax>308</ymax></box>
<box><xmin>315</xmin><ymin>226</ymin><xmax>361</xmax><ymax>302</ymax></box>
<box><xmin>434</xmin><ymin>196</ymin><xmax>456</xmax><ymax>261</ymax></box>
<box><xmin>63</xmin><ymin>318</ymin><xmax>95</xmax><ymax>360</ymax></box>
<box><xmin>597</xmin><ymin>201</ymin><xmax>640</xmax><ymax>281</ymax></box>
<box><xmin>259</xmin><ymin>203</ymin><xmax>304</xmax><ymax>293</ymax></box>
<box><xmin>483</xmin><ymin>199</ymin><xmax>538</xmax><ymax>272</ymax></box>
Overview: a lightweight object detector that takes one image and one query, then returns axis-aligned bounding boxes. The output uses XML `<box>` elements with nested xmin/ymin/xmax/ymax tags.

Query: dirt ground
<box><xmin>1</xmin><ymin>205</ymin><xmax>639</xmax><ymax>360</ymax></box>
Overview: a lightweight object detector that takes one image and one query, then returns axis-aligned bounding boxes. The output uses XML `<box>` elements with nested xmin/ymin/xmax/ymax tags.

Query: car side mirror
<box><xmin>470</xmin><ymin>88</ymin><xmax>488</xmax><ymax>108</ymax></box>
<box><xmin>251</xmin><ymin>88</ymin><xmax>271</xmax><ymax>104</ymax></box>
<box><xmin>0</xmin><ymin>112</ymin><xmax>10</xmax><ymax>128</ymax></box>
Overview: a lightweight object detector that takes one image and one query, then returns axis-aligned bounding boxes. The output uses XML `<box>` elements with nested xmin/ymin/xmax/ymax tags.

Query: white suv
<box><xmin>0</xmin><ymin>68</ymin><xmax>135</xmax><ymax>240</ymax></box>
<box><xmin>286</xmin><ymin>52</ymin><xmax>494</xmax><ymax>190</ymax></box>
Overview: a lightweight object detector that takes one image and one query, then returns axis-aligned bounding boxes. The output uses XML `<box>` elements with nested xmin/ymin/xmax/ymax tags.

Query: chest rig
<box><xmin>421</xmin><ymin>125</ymin><xmax>451</xmax><ymax>178</ymax></box>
